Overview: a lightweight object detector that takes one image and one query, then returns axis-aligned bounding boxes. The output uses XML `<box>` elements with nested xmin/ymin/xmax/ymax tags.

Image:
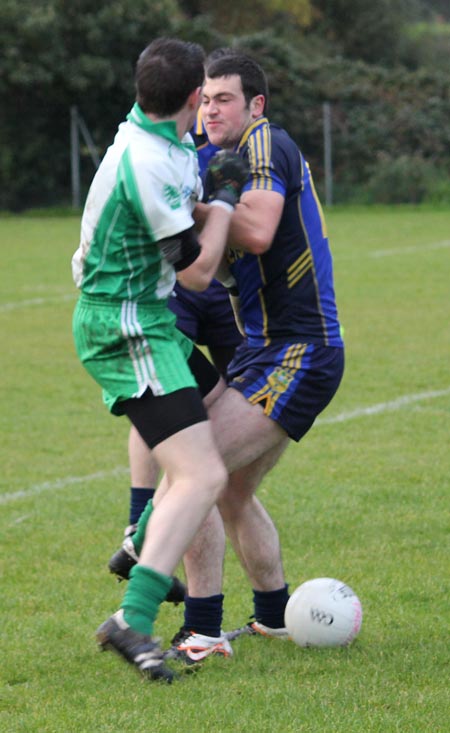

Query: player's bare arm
<box><xmin>192</xmin><ymin>200</ymin><xmax>209</xmax><ymax>228</ymax></box>
<box><xmin>228</xmin><ymin>188</ymin><xmax>284</xmax><ymax>255</ymax></box>
<box><xmin>177</xmin><ymin>205</ymin><xmax>233</xmax><ymax>291</ymax></box>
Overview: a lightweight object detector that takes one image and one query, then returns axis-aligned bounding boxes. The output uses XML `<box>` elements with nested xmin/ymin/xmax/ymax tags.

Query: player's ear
<box><xmin>187</xmin><ymin>86</ymin><xmax>202</xmax><ymax>111</ymax></box>
<box><xmin>250</xmin><ymin>94</ymin><xmax>265</xmax><ymax>119</ymax></box>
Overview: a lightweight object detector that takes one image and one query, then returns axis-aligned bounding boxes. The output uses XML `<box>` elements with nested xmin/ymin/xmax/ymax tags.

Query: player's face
<box><xmin>202</xmin><ymin>75</ymin><xmax>262</xmax><ymax>150</ymax></box>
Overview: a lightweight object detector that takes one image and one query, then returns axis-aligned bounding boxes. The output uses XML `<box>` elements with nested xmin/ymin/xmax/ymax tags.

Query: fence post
<box><xmin>70</xmin><ymin>106</ymin><xmax>80</xmax><ymax>209</ymax></box>
<box><xmin>323</xmin><ymin>102</ymin><xmax>333</xmax><ymax>206</ymax></box>
<box><xmin>70</xmin><ymin>106</ymin><xmax>100</xmax><ymax>209</ymax></box>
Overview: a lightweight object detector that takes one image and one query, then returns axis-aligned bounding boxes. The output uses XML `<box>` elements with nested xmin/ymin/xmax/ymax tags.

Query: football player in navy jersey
<box><xmin>173</xmin><ymin>50</ymin><xmax>344</xmax><ymax>659</ymax></box>
<box><xmin>113</xmin><ymin>50</ymin><xmax>345</xmax><ymax>665</ymax></box>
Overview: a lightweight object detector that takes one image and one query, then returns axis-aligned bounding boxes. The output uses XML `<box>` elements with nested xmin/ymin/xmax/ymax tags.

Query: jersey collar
<box><xmin>237</xmin><ymin>116</ymin><xmax>269</xmax><ymax>152</ymax></box>
<box><xmin>127</xmin><ymin>103</ymin><xmax>185</xmax><ymax>148</ymax></box>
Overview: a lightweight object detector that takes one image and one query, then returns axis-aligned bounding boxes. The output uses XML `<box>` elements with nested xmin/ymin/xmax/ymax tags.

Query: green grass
<box><xmin>1</xmin><ymin>207</ymin><xmax>449</xmax><ymax>732</ymax></box>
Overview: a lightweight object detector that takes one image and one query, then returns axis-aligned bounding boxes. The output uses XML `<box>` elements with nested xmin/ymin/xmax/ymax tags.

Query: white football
<box><xmin>285</xmin><ymin>577</ymin><xmax>363</xmax><ymax>647</ymax></box>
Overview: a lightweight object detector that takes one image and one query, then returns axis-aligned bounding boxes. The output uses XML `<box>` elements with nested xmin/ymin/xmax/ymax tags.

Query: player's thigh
<box><xmin>128</xmin><ymin>425</ymin><xmax>161</xmax><ymax>486</ymax></box>
<box><xmin>219</xmin><ymin>439</ymin><xmax>289</xmax><ymax>517</ymax></box>
<box><xmin>208</xmin><ymin>387</ymin><xmax>287</xmax><ymax>474</ymax></box>
<box><xmin>124</xmin><ymin>387</ymin><xmax>226</xmax><ymax>492</ymax></box>
<box><xmin>153</xmin><ymin>420</ymin><xmax>227</xmax><ymax>491</ymax></box>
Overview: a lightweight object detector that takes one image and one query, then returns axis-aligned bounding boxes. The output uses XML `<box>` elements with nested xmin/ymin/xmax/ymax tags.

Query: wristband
<box><xmin>210</xmin><ymin>199</ymin><xmax>234</xmax><ymax>214</ymax></box>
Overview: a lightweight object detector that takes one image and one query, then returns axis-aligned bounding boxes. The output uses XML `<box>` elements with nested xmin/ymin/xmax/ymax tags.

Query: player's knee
<box><xmin>215</xmin><ymin>462</ymin><xmax>229</xmax><ymax>500</ymax></box>
<box><xmin>202</xmin><ymin>458</ymin><xmax>228</xmax><ymax>502</ymax></box>
<box><xmin>217</xmin><ymin>489</ymin><xmax>247</xmax><ymax>522</ymax></box>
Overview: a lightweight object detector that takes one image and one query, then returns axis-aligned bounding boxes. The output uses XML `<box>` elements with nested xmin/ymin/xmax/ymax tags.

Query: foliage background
<box><xmin>1</xmin><ymin>0</ymin><xmax>449</xmax><ymax>209</ymax></box>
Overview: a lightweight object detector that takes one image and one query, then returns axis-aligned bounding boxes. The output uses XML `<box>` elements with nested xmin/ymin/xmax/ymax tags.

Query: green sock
<box><xmin>131</xmin><ymin>498</ymin><xmax>154</xmax><ymax>554</ymax></box>
<box><xmin>122</xmin><ymin>564</ymin><xmax>172</xmax><ymax>635</ymax></box>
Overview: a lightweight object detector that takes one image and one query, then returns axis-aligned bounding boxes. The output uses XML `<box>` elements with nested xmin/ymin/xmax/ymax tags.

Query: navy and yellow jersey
<box><xmin>191</xmin><ymin>108</ymin><xmax>220</xmax><ymax>174</ymax></box>
<box><xmin>229</xmin><ymin>117</ymin><xmax>343</xmax><ymax>349</ymax></box>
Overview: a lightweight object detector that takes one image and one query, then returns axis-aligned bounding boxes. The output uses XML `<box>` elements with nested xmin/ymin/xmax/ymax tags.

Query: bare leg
<box><xmin>131</xmin><ymin>386</ymin><xmax>287</xmax><ymax>598</ymax></box>
<box><xmin>214</xmin><ymin>428</ymin><xmax>290</xmax><ymax>631</ymax></box>
<box><xmin>129</xmin><ymin>426</ymin><xmax>160</xmax><ymax>487</ymax></box>
<box><xmin>208</xmin><ymin>387</ymin><xmax>287</xmax><ymax>474</ymax></box>
<box><xmin>154</xmin><ymin>471</ymin><xmax>226</xmax><ymax>597</ymax></box>
<box><xmin>218</xmin><ymin>441</ymin><xmax>288</xmax><ymax>590</ymax></box>
<box><xmin>128</xmin><ymin>375</ymin><xmax>226</xmax><ymax>491</ymax></box>
<box><xmin>182</xmin><ymin>506</ymin><xmax>225</xmax><ymax>597</ymax></box>
<box><xmin>125</xmin><ymin>376</ymin><xmax>227</xmax><ymax>542</ymax></box>
<box><xmin>138</xmin><ymin>421</ymin><xmax>227</xmax><ymax>577</ymax></box>
<box><xmin>182</xmin><ymin>388</ymin><xmax>289</xmax><ymax>595</ymax></box>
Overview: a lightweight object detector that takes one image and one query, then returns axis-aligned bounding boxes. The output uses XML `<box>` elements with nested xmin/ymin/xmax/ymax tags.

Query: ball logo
<box><xmin>285</xmin><ymin>577</ymin><xmax>363</xmax><ymax>647</ymax></box>
<box><xmin>310</xmin><ymin>607</ymin><xmax>334</xmax><ymax>625</ymax></box>
<box><xmin>335</xmin><ymin>584</ymin><xmax>355</xmax><ymax>599</ymax></box>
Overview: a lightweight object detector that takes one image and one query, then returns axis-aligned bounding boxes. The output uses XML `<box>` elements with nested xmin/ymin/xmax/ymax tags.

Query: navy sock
<box><xmin>129</xmin><ymin>487</ymin><xmax>155</xmax><ymax>525</ymax></box>
<box><xmin>253</xmin><ymin>585</ymin><xmax>290</xmax><ymax>629</ymax></box>
<box><xmin>183</xmin><ymin>594</ymin><xmax>224</xmax><ymax>638</ymax></box>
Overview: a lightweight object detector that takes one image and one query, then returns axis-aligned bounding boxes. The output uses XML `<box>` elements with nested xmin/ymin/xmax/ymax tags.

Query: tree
<box><xmin>178</xmin><ymin>0</ymin><xmax>312</xmax><ymax>33</ymax></box>
<box><xmin>1</xmin><ymin>0</ymin><xmax>448</xmax><ymax>208</ymax></box>
<box><xmin>310</xmin><ymin>0</ymin><xmax>422</xmax><ymax>66</ymax></box>
<box><xmin>0</xmin><ymin>0</ymin><xmax>182</xmax><ymax>209</ymax></box>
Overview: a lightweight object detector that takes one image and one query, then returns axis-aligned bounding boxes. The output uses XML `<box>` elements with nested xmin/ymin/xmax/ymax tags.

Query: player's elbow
<box><xmin>244</xmin><ymin>230</ymin><xmax>273</xmax><ymax>256</ymax></box>
<box><xmin>177</xmin><ymin>270</ymin><xmax>211</xmax><ymax>292</ymax></box>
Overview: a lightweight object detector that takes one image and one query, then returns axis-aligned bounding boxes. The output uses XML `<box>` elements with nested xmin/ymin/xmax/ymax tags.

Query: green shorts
<box><xmin>73</xmin><ymin>295</ymin><xmax>196</xmax><ymax>415</ymax></box>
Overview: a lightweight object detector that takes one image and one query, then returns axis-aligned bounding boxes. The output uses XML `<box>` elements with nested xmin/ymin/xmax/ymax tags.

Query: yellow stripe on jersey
<box><xmin>194</xmin><ymin>108</ymin><xmax>204</xmax><ymax>136</ymax></box>
<box><xmin>239</xmin><ymin>117</ymin><xmax>273</xmax><ymax>191</ymax></box>
<box><xmin>257</xmin><ymin>257</ymin><xmax>270</xmax><ymax>345</ymax></box>
<box><xmin>306</xmin><ymin>161</ymin><xmax>328</xmax><ymax>238</ymax></box>
<box><xmin>287</xmin><ymin>250</ymin><xmax>313</xmax><ymax>288</ymax></box>
<box><xmin>297</xmin><ymin>193</ymin><xmax>329</xmax><ymax>344</ymax></box>
<box><xmin>254</xmin><ymin>127</ymin><xmax>271</xmax><ymax>168</ymax></box>
<box><xmin>254</xmin><ymin>130</ymin><xmax>263</xmax><ymax>165</ymax></box>
<box><xmin>238</xmin><ymin>117</ymin><xmax>269</xmax><ymax>151</ymax></box>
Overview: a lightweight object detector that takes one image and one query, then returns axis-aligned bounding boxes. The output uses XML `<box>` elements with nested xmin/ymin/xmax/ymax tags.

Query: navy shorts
<box><xmin>169</xmin><ymin>280</ymin><xmax>242</xmax><ymax>348</ymax></box>
<box><xmin>227</xmin><ymin>342</ymin><xmax>345</xmax><ymax>442</ymax></box>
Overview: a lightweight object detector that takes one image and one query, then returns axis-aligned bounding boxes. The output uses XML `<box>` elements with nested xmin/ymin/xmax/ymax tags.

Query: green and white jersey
<box><xmin>72</xmin><ymin>103</ymin><xmax>201</xmax><ymax>304</ymax></box>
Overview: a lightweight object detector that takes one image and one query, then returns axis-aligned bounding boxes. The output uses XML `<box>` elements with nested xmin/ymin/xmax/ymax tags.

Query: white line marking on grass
<box><xmin>12</xmin><ymin>515</ymin><xmax>31</xmax><ymax>525</ymax></box>
<box><xmin>317</xmin><ymin>387</ymin><xmax>450</xmax><ymax>425</ymax></box>
<box><xmin>368</xmin><ymin>240</ymin><xmax>450</xmax><ymax>258</ymax></box>
<box><xmin>0</xmin><ymin>467</ymin><xmax>129</xmax><ymax>506</ymax></box>
<box><xmin>336</xmin><ymin>240</ymin><xmax>450</xmax><ymax>262</ymax></box>
<box><xmin>0</xmin><ymin>293</ymin><xmax>77</xmax><ymax>313</ymax></box>
<box><xmin>2</xmin><ymin>388</ymin><xmax>449</xmax><ymax>506</ymax></box>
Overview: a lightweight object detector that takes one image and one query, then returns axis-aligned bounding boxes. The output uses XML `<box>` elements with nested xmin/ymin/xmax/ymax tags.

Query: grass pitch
<box><xmin>1</xmin><ymin>206</ymin><xmax>449</xmax><ymax>732</ymax></box>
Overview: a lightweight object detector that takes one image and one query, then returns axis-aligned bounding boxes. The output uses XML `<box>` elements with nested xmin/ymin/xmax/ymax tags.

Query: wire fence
<box><xmin>70</xmin><ymin>104</ymin><xmax>335</xmax><ymax>208</ymax></box>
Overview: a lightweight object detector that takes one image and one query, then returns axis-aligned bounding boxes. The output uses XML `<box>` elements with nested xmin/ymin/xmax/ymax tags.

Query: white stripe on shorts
<box><xmin>121</xmin><ymin>301</ymin><xmax>165</xmax><ymax>396</ymax></box>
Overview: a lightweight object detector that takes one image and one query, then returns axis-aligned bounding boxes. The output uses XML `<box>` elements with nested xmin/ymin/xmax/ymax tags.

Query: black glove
<box><xmin>207</xmin><ymin>150</ymin><xmax>250</xmax><ymax>208</ymax></box>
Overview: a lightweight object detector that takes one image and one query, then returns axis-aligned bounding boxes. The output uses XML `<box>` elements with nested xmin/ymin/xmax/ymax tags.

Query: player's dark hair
<box><xmin>206</xmin><ymin>46</ymin><xmax>238</xmax><ymax>64</ymax></box>
<box><xmin>206</xmin><ymin>52</ymin><xmax>269</xmax><ymax>113</ymax></box>
<box><xmin>136</xmin><ymin>37</ymin><xmax>205</xmax><ymax>116</ymax></box>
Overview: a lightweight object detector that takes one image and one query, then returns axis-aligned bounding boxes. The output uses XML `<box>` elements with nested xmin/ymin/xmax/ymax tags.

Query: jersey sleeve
<box><xmin>243</xmin><ymin>123</ymin><xmax>287</xmax><ymax>197</ymax></box>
